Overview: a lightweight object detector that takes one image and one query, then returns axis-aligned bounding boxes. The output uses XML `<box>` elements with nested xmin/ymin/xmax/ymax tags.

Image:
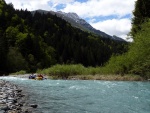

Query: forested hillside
<box><xmin>0</xmin><ymin>0</ymin><xmax>127</xmax><ymax>74</ymax></box>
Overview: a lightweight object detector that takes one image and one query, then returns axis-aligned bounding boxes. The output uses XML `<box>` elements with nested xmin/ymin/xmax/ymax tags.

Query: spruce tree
<box><xmin>131</xmin><ymin>0</ymin><xmax>150</xmax><ymax>37</ymax></box>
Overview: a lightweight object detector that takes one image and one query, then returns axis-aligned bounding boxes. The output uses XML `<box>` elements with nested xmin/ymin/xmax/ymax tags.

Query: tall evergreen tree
<box><xmin>0</xmin><ymin>29</ymin><xmax>8</xmax><ymax>74</ymax></box>
<box><xmin>0</xmin><ymin>0</ymin><xmax>128</xmax><ymax>74</ymax></box>
<box><xmin>131</xmin><ymin>0</ymin><xmax>150</xmax><ymax>38</ymax></box>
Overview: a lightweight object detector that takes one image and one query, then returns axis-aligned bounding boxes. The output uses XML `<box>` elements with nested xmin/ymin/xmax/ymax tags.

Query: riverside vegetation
<box><xmin>0</xmin><ymin>0</ymin><xmax>150</xmax><ymax>80</ymax></box>
<box><xmin>36</xmin><ymin>64</ymin><xmax>143</xmax><ymax>81</ymax></box>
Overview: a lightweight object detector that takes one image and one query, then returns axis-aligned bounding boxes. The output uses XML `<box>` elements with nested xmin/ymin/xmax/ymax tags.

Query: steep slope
<box><xmin>0</xmin><ymin>1</ymin><xmax>128</xmax><ymax>74</ymax></box>
<box><xmin>33</xmin><ymin>9</ymin><xmax>125</xmax><ymax>42</ymax></box>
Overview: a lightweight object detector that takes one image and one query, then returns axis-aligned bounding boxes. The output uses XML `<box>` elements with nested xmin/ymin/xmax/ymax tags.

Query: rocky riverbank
<box><xmin>0</xmin><ymin>80</ymin><xmax>37</xmax><ymax>113</ymax></box>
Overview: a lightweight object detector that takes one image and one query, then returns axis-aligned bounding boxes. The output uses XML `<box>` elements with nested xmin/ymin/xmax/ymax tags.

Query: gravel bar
<box><xmin>0</xmin><ymin>79</ymin><xmax>37</xmax><ymax>113</ymax></box>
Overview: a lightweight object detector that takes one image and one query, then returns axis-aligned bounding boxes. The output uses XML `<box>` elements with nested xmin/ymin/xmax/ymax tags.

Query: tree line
<box><xmin>0</xmin><ymin>0</ymin><xmax>128</xmax><ymax>74</ymax></box>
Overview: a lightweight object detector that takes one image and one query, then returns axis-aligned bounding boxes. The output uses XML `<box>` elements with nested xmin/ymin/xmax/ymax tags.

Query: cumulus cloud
<box><xmin>5</xmin><ymin>0</ymin><xmax>75</xmax><ymax>11</ymax></box>
<box><xmin>61</xmin><ymin>0</ymin><xmax>136</xmax><ymax>40</ymax></box>
<box><xmin>5</xmin><ymin>0</ymin><xmax>52</xmax><ymax>11</ymax></box>
<box><xmin>5</xmin><ymin>0</ymin><xmax>136</xmax><ymax>17</ymax></box>
<box><xmin>5</xmin><ymin>0</ymin><xmax>136</xmax><ymax>40</ymax></box>
<box><xmin>91</xmin><ymin>18</ymin><xmax>132</xmax><ymax>40</ymax></box>
<box><xmin>62</xmin><ymin>0</ymin><xmax>136</xmax><ymax>18</ymax></box>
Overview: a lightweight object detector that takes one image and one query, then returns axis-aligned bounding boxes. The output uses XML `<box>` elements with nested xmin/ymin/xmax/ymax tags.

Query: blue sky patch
<box><xmin>120</xmin><ymin>14</ymin><xmax>132</xmax><ymax>19</ymax></box>
<box><xmin>55</xmin><ymin>4</ymin><xmax>66</xmax><ymax>10</ymax></box>
<box><xmin>48</xmin><ymin>1</ymin><xmax>53</xmax><ymax>7</ymax></box>
<box><xmin>85</xmin><ymin>15</ymin><xmax>119</xmax><ymax>23</ymax></box>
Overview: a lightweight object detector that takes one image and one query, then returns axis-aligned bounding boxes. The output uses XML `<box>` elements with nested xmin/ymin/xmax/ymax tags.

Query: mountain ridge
<box><xmin>32</xmin><ymin>9</ymin><xmax>126</xmax><ymax>42</ymax></box>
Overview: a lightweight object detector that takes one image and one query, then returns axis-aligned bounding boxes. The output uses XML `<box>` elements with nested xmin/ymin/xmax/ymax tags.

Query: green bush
<box><xmin>102</xmin><ymin>20</ymin><xmax>150</xmax><ymax>79</ymax></box>
<box><xmin>11</xmin><ymin>70</ymin><xmax>27</xmax><ymax>75</ymax></box>
<box><xmin>38</xmin><ymin>64</ymin><xmax>86</xmax><ymax>79</ymax></box>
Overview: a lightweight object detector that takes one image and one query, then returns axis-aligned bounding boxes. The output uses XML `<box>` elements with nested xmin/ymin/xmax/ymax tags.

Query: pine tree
<box><xmin>0</xmin><ymin>30</ymin><xmax>8</xmax><ymax>74</ymax></box>
<box><xmin>131</xmin><ymin>0</ymin><xmax>150</xmax><ymax>37</ymax></box>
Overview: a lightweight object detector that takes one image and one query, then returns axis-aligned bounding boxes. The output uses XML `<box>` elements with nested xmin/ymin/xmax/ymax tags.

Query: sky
<box><xmin>5</xmin><ymin>0</ymin><xmax>137</xmax><ymax>41</ymax></box>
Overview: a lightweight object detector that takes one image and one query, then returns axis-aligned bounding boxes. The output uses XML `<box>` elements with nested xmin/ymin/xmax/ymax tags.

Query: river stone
<box><xmin>22</xmin><ymin>107</ymin><xmax>33</xmax><ymax>113</ymax></box>
<box><xmin>7</xmin><ymin>110</ymin><xmax>19</xmax><ymax>113</ymax></box>
<box><xmin>7</xmin><ymin>97</ymin><xmax>17</xmax><ymax>103</ymax></box>
<box><xmin>0</xmin><ymin>104</ymin><xmax>9</xmax><ymax>111</ymax></box>
<box><xmin>30</xmin><ymin>104</ymin><xmax>38</xmax><ymax>108</ymax></box>
<box><xmin>7</xmin><ymin>104</ymin><xmax>16</xmax><ymax>110</ymax></box>
<box><xmin>15</xmin><ymin>89</ymin><xmax>22</xmax><ymax>93</ymax></box>
<box><xmin>0</xmin><ymin>100</ymin><xmax>6</xmax><ymax>104</ymax></box>
<box><xmin>0</xmin><ymin>95</ymin><xmax>7</xmax><ymax>99</ymax></box>
<box><xmin>0</xmin><ymin>80</ymin><xmax>37</xmax><ymax>113</ymax></box>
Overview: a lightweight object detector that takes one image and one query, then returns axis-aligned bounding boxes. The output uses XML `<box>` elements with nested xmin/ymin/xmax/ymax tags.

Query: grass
<box><xmin>10</xmin><ymin>70</ymin><xmax>27</xmax><ymax>75</ymax></box>
<box><xmin>67</xmin><ymin>74</ymin><xmax>143</xmax><ymax>81</ymax></box>
<box><xmin>37</xmin><ymin>64</ymin><xmax>143</xmax><ymax>81</ymax></box>
<box><xmin>37</xmin><ymin>64</ymin><xmax>85</xmax><ymax>79</ymax></box>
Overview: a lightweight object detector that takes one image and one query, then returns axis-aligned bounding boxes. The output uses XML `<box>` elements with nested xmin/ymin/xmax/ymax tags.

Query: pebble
<box><xmin>0</xmin><ymin>80</ymin><xmax>37</xmax><ymax>113</ymax></box>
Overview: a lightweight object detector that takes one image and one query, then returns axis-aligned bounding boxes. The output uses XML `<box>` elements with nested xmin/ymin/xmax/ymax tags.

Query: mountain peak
<box><xmin>33</xmin><ymin>10</ymin><xmax>126</xmax><ymax>42</ymax></box>
<box><xmin>57</xmin><ymin>11</ymin><xmax>80</xmax><ymax>21</ymax></box>
<box><xmin>67</xmin><ymin>12</ymin><xmax>80</xmax><ymax>19</ymax></box>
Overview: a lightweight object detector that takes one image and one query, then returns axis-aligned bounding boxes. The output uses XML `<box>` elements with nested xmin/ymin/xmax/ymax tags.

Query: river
<box><xmin>1</xmin><ymin>76</ymin><xmax>150</xmax><ymax>113</ymax></box>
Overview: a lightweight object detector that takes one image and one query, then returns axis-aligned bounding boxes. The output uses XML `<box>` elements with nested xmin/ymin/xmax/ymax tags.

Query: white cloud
<box><xmin>91</xmin><ymin>18</ymin><xmax>132</xmax><ymax>40</ymax></box>
<box><xmin>5</xmin><ymin>0</ymin><xmax>75</xmax><ymax>11</ymax></box>
<box><xmin>50</xmin><ymin>0</ymin><xmax>75</xmax><ymax>4</ymax></box>
<box><xmin>5</xmin><ymin>0</ymin><xmax>136</xmax><ymax>40</ymax></box>
<box><xmin>62</xmin><ymin>0</ymin><xmax>136</xmax><ymax>18</ymax></box>
<box><xmin>5</xmin><ymin>0</ymin><xmax>136</xmax><ymax>17</ymax></box>
<box><xmin>61</xmin><ymin>0</ymin><xmax>136</xmax><ymax>40</ymax></box>
<box><xmin>5</xmin><ymin>0</ymin><xmax>51</xmax><ymax>11</ymax></box>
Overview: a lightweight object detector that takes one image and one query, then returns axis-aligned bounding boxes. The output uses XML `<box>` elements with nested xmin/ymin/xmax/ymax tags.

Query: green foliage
<box><xmin>6</xmin><ymin>47</ymin><xmax>28</xmax><ymax>72</ymax></box>
<box><xmin>37</xmin><ymin>64</ymin><xmax>143</xmax><ymax>81</ymax></box>
<box><xmin>0</xmin><ymin>1</ymin><xmax>128</xmax><ymax>74</ymax></box>
<box><xmin>131</xmin><ymin>0</ymin><xmax>150</xmax><ymax>37</ymax></box>
<box><xmin>11</xmin><ymin>14</ymin><xmax>21</xmax><ymax>26</ymax></box>
<box><xmin>0</xmin><ymin>5</ymin><xmax>2</xmax><ymax>15</ymax></box>
<box><xmin>0</xmin><ymin>29</ymin><xmax>7</xmax><ymax>74</ymax></box>
<box><xmin>0</xmin><ymin>0</ymin><xmax>5</xmax><ymax>6</ymax></box>
<box><xmin>103</xmin><ymin>54</ymin><xmax>129</xmax><ymax>76</ymax></box>
<box><xmin>38</xmin><ymin>64</ymin><xmax>85</xmax><ymax>79</ymax></box>
<box><xmin>128</xmin><ymin>21</ymin><xmax>150</xmax><ymax>78</ymax></box>
<box><xmin>6</xmin><ymin>26</ymin><xmax>19</xmax><ymax>46</ymax></box>
<box><xmin>37</xmin><ymin>64</ymin><xmax>108</xmax><ymax>79</ymax></box>
<box><xmin>104</xmin><ymin>20</ymin><xmax>150</xmax><ymax>78</ymax></box>
<box><xmin>102</xmin><ymin>1</ymin><xmax>150</xmax><ymax>79</ymax></box>
<box><xmin>11</xmin><ymin>70</ymin><xmax>27</xmax><ymax>75</ymax></box>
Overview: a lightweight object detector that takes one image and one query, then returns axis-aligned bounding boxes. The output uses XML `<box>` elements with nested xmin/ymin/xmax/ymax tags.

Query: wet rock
<box><xmin>15</xmin><ymin>89</ymin><xmax>22</xmax><ymax>93</ymax></box>
<box><xmin>0</xmin><ymin>80</ymin><xmax>35</xmax><ymax>113</ymax></box>
<box><xmin>0</xmin><ymin>104</ymin><xmax>9</xmax><ymax>111</ymax></box>
<box><xmin>30</xmin><ymin>104</ymin><xmax>38</xmax><ymax>108</ymax></box>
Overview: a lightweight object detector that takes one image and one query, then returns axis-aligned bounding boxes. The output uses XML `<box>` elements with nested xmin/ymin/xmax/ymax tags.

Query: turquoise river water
<box><xmin>1</xmin><ymin>77</ymin><xmax>150</xmax><ymax>113</ymax></box>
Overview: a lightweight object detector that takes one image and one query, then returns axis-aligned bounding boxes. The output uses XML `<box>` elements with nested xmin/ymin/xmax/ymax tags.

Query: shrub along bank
<box><xmin>36</xmin><ymin>64</ymin><xmax>143</xmax><ymax>81</ymax></box>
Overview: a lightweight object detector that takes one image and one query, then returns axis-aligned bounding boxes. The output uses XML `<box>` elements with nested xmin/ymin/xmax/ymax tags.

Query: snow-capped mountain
<box><xmin>32</xmin><ymin>10</ymin><xmax>126</xmax><ymax>42</ymax></box>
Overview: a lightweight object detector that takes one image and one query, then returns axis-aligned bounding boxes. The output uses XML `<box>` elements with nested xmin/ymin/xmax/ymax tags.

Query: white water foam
<box><xmin>0</xmin><ymin>76</ymin><xmax>28</xmax><ymax>81</ymax></box>
<box><xmin>69</xmin><ymin>85</ymin><xmax>88</xmax><ymax>90</ymax></box>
